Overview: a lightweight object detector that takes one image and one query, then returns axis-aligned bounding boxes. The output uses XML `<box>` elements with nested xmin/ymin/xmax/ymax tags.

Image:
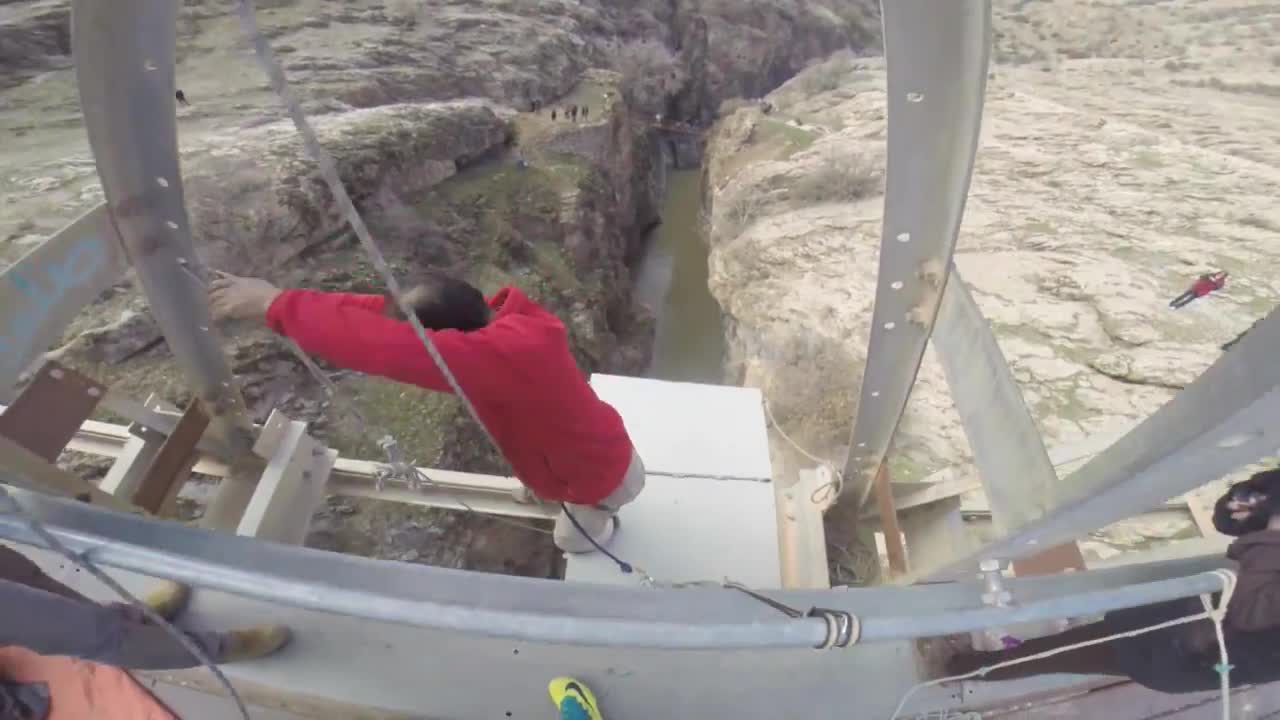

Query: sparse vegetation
<box><xmin>714</xmin><ymin>186</ymin><xmax>768</xmax><ymax>239</ymax></box>
<box><xmin>615</xmin><ymin>40</ymin><xmax>685</xmax><ymax>116</ymax></box>
<box><xmin>791</xmin><ymin>152</ymin><xmax>881</xmax><ymax>207</ymax></box>
<box><xmin>791</xmin><ymin>50</ymin><xmax>858</xmax><ymax>96</ymax></box>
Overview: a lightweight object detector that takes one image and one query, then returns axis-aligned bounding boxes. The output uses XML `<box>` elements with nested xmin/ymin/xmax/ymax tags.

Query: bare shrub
<box><xmin>385</xmin><ymin>0</ymin><xmax>421</xmax><ymax>28</ymax></box>
<box><xmin>791</xmin><ymin>152</ymin><xmax>881</xmax><ymax>207</ymax></box>
<box><xmin>712</xmin><ymin>186</ymin><xmax>767</xmax><ymax>239</ymax></box>
<box><xmin>792</xmin><ymin>50</ymin><xmax>857</xmax><ymax>96</ymax></box>
<box><xmin>615</xmin><ymin>40</ymin><xmax>685</xmax><ymax>115</ymax></box>
<box><xmin>717</xmin><ymin>97</ymin><xmax>755</xmax><ymax>118</ymax></box>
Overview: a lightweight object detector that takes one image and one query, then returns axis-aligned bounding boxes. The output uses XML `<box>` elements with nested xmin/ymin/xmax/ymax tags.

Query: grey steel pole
<box><xmin>0</xmin><ymin>484</ymin><xmax>1230</xmax><ymax>651</ymax></box>
<box><xmin>71</xmin><ymin>0</ymin><xmax>261</xmax><ymax>525</ymax></box>
<box><xmin>830</xmin><ymin>0</ymin><xmax>991</xmax><ymax>531</ymax></box>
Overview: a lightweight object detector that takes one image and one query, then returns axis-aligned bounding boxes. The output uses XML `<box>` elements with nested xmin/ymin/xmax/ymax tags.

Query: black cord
<box><xmin>559</xmin><ymin>502</ymin><xmax>633</xmax><ymax>574</ymax></box>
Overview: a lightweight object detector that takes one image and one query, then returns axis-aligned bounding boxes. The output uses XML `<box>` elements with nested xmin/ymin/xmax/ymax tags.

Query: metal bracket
<box><xmin>238</xmin><ymin>409</ymin><xmax>335</xmax><ymax>545</ymax></box>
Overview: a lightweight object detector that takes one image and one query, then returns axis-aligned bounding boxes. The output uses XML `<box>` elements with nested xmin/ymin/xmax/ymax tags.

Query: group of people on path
<box><xmin>547</xmin><ymin>103</ymin><xmax>588</xmax><ymax>122</ymax></box>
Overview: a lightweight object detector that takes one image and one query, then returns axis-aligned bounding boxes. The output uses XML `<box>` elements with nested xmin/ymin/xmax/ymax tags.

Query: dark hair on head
<box><xmin>1214</xmin><ymin>469</ymin><xmax>1280</xmax><ymax>536</ymax></box>
<box><xmin>383</xmin><ymin>272</ymin><xmax>490</xmax><ymax>332</ymax></box>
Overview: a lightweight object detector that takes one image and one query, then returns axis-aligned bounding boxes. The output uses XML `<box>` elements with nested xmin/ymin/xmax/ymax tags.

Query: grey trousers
<box><xmin>0</xmin><ymin>547</ymin><xmax>221</xmax><ymax>670</ymax></box>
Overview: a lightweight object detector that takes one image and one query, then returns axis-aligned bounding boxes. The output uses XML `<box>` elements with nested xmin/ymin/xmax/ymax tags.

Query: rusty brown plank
<box><xmin>1012</xmin><ymin>541</ymin><xmax>1086</xmax><ymax>577</ymax></box>
<box><xmin>874</xmin><ymin>462</ymin><xmax>909</xmax><ymax>577</ymax></box>
<box><xmin>132</xmin><ymin>400</ymin><xmax>209</xmax><ymax>514</ymax></box>
<box><xmin>0</xmin><ymin>361</ymin><xmax>104</xmax><ymax>463</ymax></box>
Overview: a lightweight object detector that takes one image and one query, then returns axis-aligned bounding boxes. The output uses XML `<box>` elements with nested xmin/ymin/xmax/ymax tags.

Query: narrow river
<box><xmin>633</xmin><ymin>170</ymin><xmax>726</xmax><ymax>384</ymax></box>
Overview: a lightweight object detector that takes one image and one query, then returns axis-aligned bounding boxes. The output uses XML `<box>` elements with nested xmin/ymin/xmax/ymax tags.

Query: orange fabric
<box><xmin>0</xmin><ymin>646</ymin><xmax>174</xmax><ymax>720</ymax></box>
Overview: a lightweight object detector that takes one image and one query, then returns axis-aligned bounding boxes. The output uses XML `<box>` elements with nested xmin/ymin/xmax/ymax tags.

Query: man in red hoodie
<box><xmin>208</xmin><ymin>271</ymin><xmax>645</xmax><ymax>554</ymax></box>
<box><xmin>1169</xmin><ymin>270</ymin><xmax>1228</xmax><ymax>310</ymax></box>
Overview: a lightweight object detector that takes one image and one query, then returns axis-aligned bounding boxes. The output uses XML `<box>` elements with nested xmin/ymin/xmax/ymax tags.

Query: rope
<box><xmin>233</xmin><ymin>0</ymin><xmax>499</xmax><ymax>456</ymax></box>
<box><xmin>760</xmin><ymin>396</ymin><xmax>844</xmax><ymax>506</ymax></box>
<box><xmin>889</xmin><ymin>569</ymin><xmax>1239</xmax><ymax>720</ymax></box>
<box><xmin>0</xmin><ymin>485</ymin><xmax>252</xmax><ymax>720</ymax></box>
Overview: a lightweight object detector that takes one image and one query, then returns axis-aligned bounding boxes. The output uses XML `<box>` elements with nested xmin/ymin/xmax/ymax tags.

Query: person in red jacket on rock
<box><xmin>208</xmin><ymin>270</ymin><xmax>645</xmax><ymax>554</ymax></box>
<box><xmin>1169</xmin><ymin>270</ymin><xmax>1228</xmax><ymax>309</ymax></box>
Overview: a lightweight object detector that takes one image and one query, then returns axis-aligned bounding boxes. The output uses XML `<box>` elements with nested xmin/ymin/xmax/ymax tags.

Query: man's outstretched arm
<box><xmin>209</xmin><ymin>274</ymin><xmax>470</xmax><ymax>394</ymax></box>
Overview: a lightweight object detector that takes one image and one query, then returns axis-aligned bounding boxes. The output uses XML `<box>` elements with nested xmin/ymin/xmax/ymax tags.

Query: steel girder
<box><xmin>831</xmin><ymin>0</ymin><xmax>992</xmax><ymax>527</ymax></box>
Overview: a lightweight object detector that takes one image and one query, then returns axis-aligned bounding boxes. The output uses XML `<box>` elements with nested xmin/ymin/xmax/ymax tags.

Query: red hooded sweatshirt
<box><xmin>265</xmin><ymin>287</ymin><xmax>633</xmax><ymax>505</ymax></box>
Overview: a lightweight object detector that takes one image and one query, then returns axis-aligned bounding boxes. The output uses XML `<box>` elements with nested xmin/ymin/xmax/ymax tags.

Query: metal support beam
<box><xmin>98</xmin><ymin>394</ymin><xmax>175</xmax><ymax>500</ymax></box>
<box><xmin>0</xmin><ymin>204</ymin><xmax>129</xmax><ymax>390</ymax></box>
<box><xmin>0</xmin><ymin>484</ymin><xmax>1232</xmax><ymax>649</ymax></box>
<box><xmin>30</xmin><ymin>408</ymin><xmax>552</xmax><ymax>520</ymax></box>
<box><xmin>829</xmin><ymin>0</ymin><xmax>991</xmax><ymax>530</ymax></box>
<box><xmin>70</xmin><ymin>2</ymin><xmax>257</xmax><ymax>480</ymax></box>
<box><xmin>0</xmin><ymin>436</ymin><xmax>140</xmax><ymax>513</ymax></box>
<box><xmin>922</xmin><ymin>305</ymin><xmax>1280</xmax><ymax>579</ymax></box>
<box><xmin>932</xmin><ymin>271</ymin><xmax>1058</xmax><ymax>536</ymax></box>
<box><xmin>237</xmin><ymin>410</ymin><xmax>334</xmax><ymax>545</ymax></box>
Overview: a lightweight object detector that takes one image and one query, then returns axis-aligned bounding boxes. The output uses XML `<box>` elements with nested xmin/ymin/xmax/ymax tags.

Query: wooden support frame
<box><xmin>873</xmin><ymin>463</ymin><xmax>909</xmax><ymax>577</ymax></box>
<box><xmin>777</xmin><ymin>467</ymin><xmax>832</xmax><ymax>589</ymax></box>
<box><xmin>0</xmin><ymin>434</ymin><xmax>140</xmax><ymax>513</ymax></box>
<box><xmin>237</xmin><ymin>410</ymin><xmax>335</xmax><ymax>545</ymax></box>
<box><xmin>99</xmin><ymin>394</ymin><xmax>175</xmax><ymax>501</ymax></box>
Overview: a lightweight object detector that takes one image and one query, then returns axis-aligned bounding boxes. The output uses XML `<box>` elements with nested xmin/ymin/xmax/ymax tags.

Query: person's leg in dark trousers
<box><xmin>1170</xmin><ymin>291</ymin><xmax>1197</xmax><ymax>309</ymax></box>
<box><xmin>0</xmin><ymin>579</ymin><xmax>224</xmax><ymax>670</ymax></box>
<box><xmin>946</xmin><ymin>620</ymin><xmax>1130</xmax><ymax>681</ymax></box>
<box><xmin>0</xmin><ymin>545</ymin><xmax>289</xmax><ymax>668</ymax></box>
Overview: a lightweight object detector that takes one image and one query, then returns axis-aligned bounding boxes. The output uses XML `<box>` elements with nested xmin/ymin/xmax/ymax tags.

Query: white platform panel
<box><xmin>564</xmin><ymin>473</ymin><xmax>782</xmax><ymax>588</ymax></box>
<box><xmin>590</xmin><ymin>374</ymin><xmax>773</xmax><ymax>481</ymax></box>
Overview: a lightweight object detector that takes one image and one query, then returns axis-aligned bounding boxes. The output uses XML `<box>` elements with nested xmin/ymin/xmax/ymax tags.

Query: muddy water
<box><xmin>633</xmin><ymin>170</ymin><xmax>726</xmax><ymax>383</ymax></box>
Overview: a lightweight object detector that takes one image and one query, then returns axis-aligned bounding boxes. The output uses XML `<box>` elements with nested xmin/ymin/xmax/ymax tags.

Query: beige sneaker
<box><xmin>219</xmin><ymin>625</ymin><xmax>292</xmax><ymax>663</ymax></box>
<box><xmin>142</xmin><ymin>581</ymin><xmax>191</xmax><ymax>621</ymax></box>
<box><xmin>553</xmin><ymin>506</ymin><xmax>616</xmax><ymax>554</ymax></box>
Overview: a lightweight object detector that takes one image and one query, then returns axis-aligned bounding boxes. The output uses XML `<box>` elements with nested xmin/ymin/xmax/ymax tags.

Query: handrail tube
<box><xmin>0</xmin><ymin>486</ymin><xmax>1228</xmax><ymax>650</ymax></box>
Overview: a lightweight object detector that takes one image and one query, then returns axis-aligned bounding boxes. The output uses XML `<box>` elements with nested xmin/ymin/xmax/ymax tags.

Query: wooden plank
<box><xmin>874</xmin><ymin>462</ymin><xmax>909</xmax><ymax>577</ymax></box>
<box><xmin>99</xmin><ymin>394</ymin><xmax>174</xmax><ymax>500</ymax></box>
<box><xmin>0</xmin><ymin>434</ymin><xmax>140</xmax><ymax>514</ymax></box>
<box><xmin>0</xmin><ymin>362</ymin><xmax>104</xmax><ymax>463</ymax></box>
<box><xmin>0</xmin><ymin>204</ymin><xmax>129</xmax><ymax>389</ymax></box>
<box><xmin>863</xmin><ymin>468</ymin><xmax>982</xmax><ymax>518</ymax></box>
<box><xmin>132</xmin><ymin>400</ymin><xmax>208</xmax><ymax>514</ymax></box>
<box><xmin>777</xmin><ymin>467</ymin><xmax>831</xmax><ymax>589</ymax></box>
<box><xmin>1012</xmin><ymin>542</ymin><xmax>1086</xmax><ymax>577</ymax></box>
<box><xmin>1185</xmin><ymin>486</ymin><xmax>1229</xmax><ymax>543</ymax></box>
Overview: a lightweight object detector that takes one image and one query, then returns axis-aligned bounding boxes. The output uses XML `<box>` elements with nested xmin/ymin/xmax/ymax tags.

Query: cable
<box><xmin>557</xmin><ymin>501</ymin><xmax>639</xmax><ymax>576</ymax></box>
<box><xmin>187</xmin><ymin>259</ymin><xmax>554</xmax><ymax>538</ymax></box>
<box><xmin>761</xmin><ymin>396</ymin><xmax>844</xmax><ymax>505</ymax></box>
<box><xmin>0</xmin><ymin>485</ymin><xmax>252</xmax><ymax>720</ymax></box>
<box><xmin>233</xmin><ymin>0</ymin><xmax>599</xmax><ymax>551</ymax></box>
<box><xmin>889</xmin><ymin>568</ymin><xmax>1239</xmax><ymax>720</ymax></box>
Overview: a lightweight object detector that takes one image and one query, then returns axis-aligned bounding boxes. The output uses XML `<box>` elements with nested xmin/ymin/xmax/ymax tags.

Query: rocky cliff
<box><xmin>704</xmin><ymin>0</ymin><xmax>1280</xmax><ymax>577</ymax></box>
<box><xmin>1</xmin><ymin>0</ymin><xmax>878</xmax><ymax>575</ymax></box>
